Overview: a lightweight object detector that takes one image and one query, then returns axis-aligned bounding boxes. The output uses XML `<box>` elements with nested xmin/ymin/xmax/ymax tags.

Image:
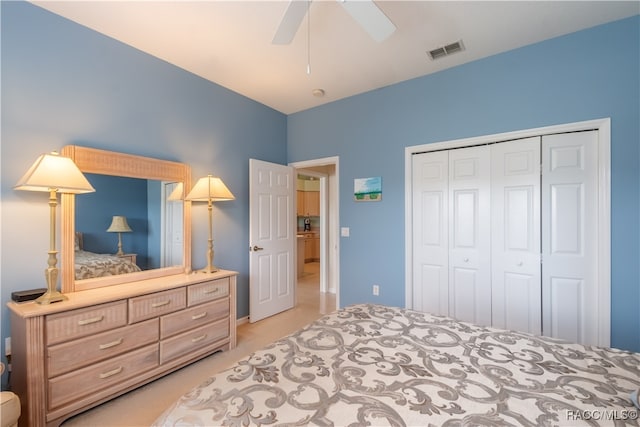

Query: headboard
<box><xmin>75</xmin><ymin>232</ymin><xmax>83</xmax><ymax>251</ymax></box>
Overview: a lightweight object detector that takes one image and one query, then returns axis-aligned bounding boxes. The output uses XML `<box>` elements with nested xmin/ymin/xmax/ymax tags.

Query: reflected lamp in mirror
<box><xmin>167</xmin><ymin>182</ymin><xmax>184</xmax><ymax>201</ymax></box>
<box><xmin>106</xmin><ymin>215</ymin><xmax>132</xmax><ymax>256</ymax></box>
<box><xmin>185</xmin><ymin>175</ymin><xmax>234</xmax><ymax>273</ymax></box>
<box><xmin>14</xmin><ymin>151</ymin><xmax>95</xmax><ymax>304</ymax></box>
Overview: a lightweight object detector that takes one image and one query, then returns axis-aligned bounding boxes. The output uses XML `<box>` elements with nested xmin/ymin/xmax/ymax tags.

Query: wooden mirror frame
<box><xmin>61</xmin><ymin>145</ymin><xmax>192</xmax><ymax>293</ymax></box>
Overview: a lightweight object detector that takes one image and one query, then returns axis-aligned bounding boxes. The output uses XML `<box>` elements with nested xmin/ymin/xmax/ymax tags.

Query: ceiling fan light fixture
<box><xmin>312</xmin><ymin>88</ymin><xmax>325</xmax><ymax>98</ymax></box>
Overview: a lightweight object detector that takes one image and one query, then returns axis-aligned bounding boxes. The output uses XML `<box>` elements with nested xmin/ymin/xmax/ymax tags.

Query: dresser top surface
<box><xmin>8</xmin><ymin>270</ymin><xmax>237</xmax><ymax>318</ymax></box>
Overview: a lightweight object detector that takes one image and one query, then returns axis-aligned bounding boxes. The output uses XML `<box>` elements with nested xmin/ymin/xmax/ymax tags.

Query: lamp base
<box><xmin>196</xmin><ymin>266</ymin><xmax>219</xmax><ymax>274</ymax></box>
<box><xmin>35</xmin><ymin>289</ymin><xmax>68</xmax><ymax>305</ymax></box>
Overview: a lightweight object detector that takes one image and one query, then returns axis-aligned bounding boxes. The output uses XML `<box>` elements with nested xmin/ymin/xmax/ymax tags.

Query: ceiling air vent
<box><xmin>428</xmin><ymin>40</ymin><xmax>465</xmax><ymax>60</ymax></box>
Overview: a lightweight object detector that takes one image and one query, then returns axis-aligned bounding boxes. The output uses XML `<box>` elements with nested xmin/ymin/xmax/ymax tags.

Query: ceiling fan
<box><xmin>272</xmin><ymin>0</ymin><xmax>396</xmax><ymax>45</ymax></box>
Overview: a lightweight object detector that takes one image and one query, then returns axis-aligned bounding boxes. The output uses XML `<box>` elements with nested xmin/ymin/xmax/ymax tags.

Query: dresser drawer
<box><xmin>188</xmin><ymin>278</ymin><xmax>229</xmax><ymax>306</ymax></box>
<box><xmin>46</xmin><ymin>301</ymin><xmax>127</xmax><ymax>345</ymax></box>
<box><xmin>47</xmin><ymin>318</ymin><xmax>159</xmax><ymax>377</ymax></box>
<box><xmin>160</xmin><ymin>318</ymin><xmax>229</xmax><ymax>364</ymax></box>
<box><xmin>48</xmin><ymin>344</ymin><xmax>159</xmax><ymax>410</ymax></box>
<box><xmin>160</xmin><ymin>298</ymin><xmax>229</xmax><ymax>339</ymax></box>
<box><xmin>129</xmin><ymin>288</ymin><xmax>186</xmax><ymax>323</ymax></box>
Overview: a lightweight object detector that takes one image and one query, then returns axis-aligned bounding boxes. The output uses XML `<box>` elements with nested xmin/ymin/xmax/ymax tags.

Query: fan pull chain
<box><xmin>306</xmin><ymin>0</ymin><xmax>311</xmax><ymax>74</ymax></box>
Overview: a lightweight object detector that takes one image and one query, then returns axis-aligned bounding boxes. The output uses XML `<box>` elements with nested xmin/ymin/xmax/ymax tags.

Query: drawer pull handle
<box><xmin>191</xmin><ymin>334</ymin><xmax>207</xmax><ymax>343</ymax></box>
<box><xmin>151</xmin><ymin>300</ymin><xmax>171</xmax><ymax>308</ymax></box>
<box><xmin>99</xmin><ymin>338</ymin><xmax>124</xmax><ymax>350</ymax></box>
<box><xmin>99</xmin><ymin>366</ymin><xmax>123</xmax><ymax>379</ymax></box>
<box><xmin>78</xmin><ymin>316</ymin><xmax>104</xmax><ymax>326</ymax></box>
<box><xmin>204</xmin><ymin>288</ymin><xmax>220</xmax><ymax>294</ymax></box>
<box><xmin>191</xmin><ymin>312</ymin><xmax>208</xmax><ymax>320</ymax></box>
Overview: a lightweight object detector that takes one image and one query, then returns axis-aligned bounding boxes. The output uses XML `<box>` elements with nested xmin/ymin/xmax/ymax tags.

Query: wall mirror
<box><xmin>61</xmin><ymin>145</ymin><xmax>192</xmax><ymax>292</ymax></box>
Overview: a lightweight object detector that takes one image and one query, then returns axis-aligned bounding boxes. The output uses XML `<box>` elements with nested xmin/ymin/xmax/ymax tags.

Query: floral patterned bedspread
<box><xmin>74</xmin><ymin>250</ymin><xmax>141</xmax><ymax>280</ymax></box>
<box><xmin>153</xmin><ymin>304</ymin><xmax>640</xmax><ymax>427</ymax></box>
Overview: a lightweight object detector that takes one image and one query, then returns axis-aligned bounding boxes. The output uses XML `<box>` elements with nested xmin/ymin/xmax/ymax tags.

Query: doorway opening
<box><xmin>291</xmin><ymin>157</ymin><xmax>340</xmax><ymax>313</ymax></box>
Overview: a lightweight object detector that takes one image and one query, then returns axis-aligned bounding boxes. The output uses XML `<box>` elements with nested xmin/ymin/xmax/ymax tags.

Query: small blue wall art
<box><xmin>354</xmin><ymin>177</ymin><xmax>382</xmax><ymax>202</ymax></box>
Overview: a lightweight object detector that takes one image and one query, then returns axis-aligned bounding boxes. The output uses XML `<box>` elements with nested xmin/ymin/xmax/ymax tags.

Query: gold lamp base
<box><xmin>196</xmin><ymin>235</ymin><xmax>218</xmax><ymax>274</ymax></box>
<box><xmin>196</xmin><ymin>266</ymin><xmax>219</xmax><ymax>274</ymax></box>
<box><xmin>35</xmin><ymin>289</ymin><xmax>68</xmax><ymax>305</ymax></box>
<box><xmin>36</xmin><ymin>262</ymin><xmax>67</xmax><ymax>305</ymax></box>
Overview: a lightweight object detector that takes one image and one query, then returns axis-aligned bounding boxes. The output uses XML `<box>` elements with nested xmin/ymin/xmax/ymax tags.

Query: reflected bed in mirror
<box><xmin>61</xmin><ymin>145</ymin><xmax>192</xmax><ymax>292</ymax></box>
<box><xmin>74</xmin><ymin>173</ymin><xmax>184</xmax><ymax>279</ymax></box>
<box><xmin>75</xmin><ymin>231</ymin><xmax>142</xmax><ymax>279</ymax></box>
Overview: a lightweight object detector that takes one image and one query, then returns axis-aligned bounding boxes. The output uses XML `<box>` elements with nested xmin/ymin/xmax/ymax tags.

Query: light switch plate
<box><xmin>341</xmin><ymin>227</ymin><xmax>350</xmax><ymax>237</ymax></box>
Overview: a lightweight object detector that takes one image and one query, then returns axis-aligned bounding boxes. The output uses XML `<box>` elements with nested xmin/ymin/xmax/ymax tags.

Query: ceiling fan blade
<box><xmin>272</xmin><ymin>0</ymin><xmax>309</xmax><ymax>45</ymax></box>
<box><xmin>340</xmin><ymin>0</ymin><xmax>396</xmax><ymax>42</ymax></box>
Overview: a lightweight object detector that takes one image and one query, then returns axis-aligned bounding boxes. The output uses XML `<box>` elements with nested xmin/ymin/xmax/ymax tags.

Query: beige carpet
<box><xmin>61</xmin><ymin>262</ymin><xmax>334</xmax><ymax>426</ymax></box>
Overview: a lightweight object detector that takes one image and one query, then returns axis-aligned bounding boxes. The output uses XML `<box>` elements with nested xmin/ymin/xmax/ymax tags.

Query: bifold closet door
<box><xmin>542</xmin><ymin>131</ymin><xmax>598</xmax><ymax>345</ymax></box>
<box><xmin>491</xmin><ymin>137</ymin><xmax>541</xmax><ymax>334</ymax></box>
<box><xmin>412</xmin><ymin>151</ymin><xmax>449</xmax><ymax>315</ymax></box>
<box><xmin>412</xmin><ymin>130</ymin><xmax>600</xmax><ymax>344</ymax></box>
<box><xmin>448</xmin><ymin>146</ymin><xmax>491</xmax><ymax>326</ymax></box>
<box><xmin>412</xmin><ymin>146</ymin><xmax>491</xmax><ymax>325</ymax></box>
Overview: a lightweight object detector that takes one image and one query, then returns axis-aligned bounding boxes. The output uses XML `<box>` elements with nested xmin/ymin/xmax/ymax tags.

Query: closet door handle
<box><xmin>463</xmin><ymin>258</ymin><xmax>469</xmax><ymax>263</ymax></box>
<box><xmin>251</xmin><ymin>245</ymin><xmax>264</xmax><ymax>252</ymax></box>
<box><xmin>517</xmin><ymin>261</ymin><xmax>523</xmax><ymax>267</ymax></box>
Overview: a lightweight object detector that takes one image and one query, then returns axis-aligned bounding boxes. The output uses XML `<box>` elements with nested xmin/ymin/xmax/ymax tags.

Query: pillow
<box><xmin>632</xmin><ymin>389</ymin><xmax>639</xmax><ymax>410</ymax></box>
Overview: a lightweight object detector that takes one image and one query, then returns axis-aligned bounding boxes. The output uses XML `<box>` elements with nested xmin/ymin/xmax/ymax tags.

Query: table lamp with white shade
<box><xmin>14</xmin><ymin>152</ymin><xmax>95</xmax><ymax>304</ymax></box>
<box><xmin>185</xmin><ymin>175</ymin><xmax>234</xmax><ymax>273</ymax></box>
<box><xmin>106</xmin><ymin>215</ymin><xmax>133</xmax><ymax>255</ymax></box>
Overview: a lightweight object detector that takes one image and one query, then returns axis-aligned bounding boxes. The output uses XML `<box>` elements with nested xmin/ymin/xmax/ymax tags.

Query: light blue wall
<box><xmin>288</xmin><ymin>16</ymin><xmax>640</xmax><ymax>352</ymax></box>
<box><xmin>0</xmin><ymin>0</ymin><xmax>287</xmax><ymax>374</ymax></box>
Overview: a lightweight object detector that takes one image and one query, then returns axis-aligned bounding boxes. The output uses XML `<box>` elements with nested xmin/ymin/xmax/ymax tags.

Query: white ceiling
<box><xmin>31</xmin><ymin>1</ymin><xmax>639</xmax><ymax>114</ymax></box>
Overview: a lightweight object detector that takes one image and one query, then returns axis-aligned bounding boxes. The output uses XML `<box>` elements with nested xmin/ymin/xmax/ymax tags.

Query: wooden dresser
<box><xmin>7</xmin><ymin>270</ymin><xmax>237</xmax><ymax>427</ymax></box>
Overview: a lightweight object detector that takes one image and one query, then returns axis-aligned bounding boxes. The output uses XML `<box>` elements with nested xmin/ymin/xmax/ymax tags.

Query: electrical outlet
<box><xmin>372</xmin><ymin>285</ymin><xmax>379</xmax><ymax>296</ymax></box>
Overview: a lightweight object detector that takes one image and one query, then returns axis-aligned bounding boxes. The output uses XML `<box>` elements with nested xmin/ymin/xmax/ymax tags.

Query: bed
<box><xmin>153</xmin><ymin>304</ymin><xmax>640</xmax><ymax>426</ymax></box>
<box><xmin>74</xmin><ymin>232</ymin><xmax>141</xmax><ymax>280</ymax></box>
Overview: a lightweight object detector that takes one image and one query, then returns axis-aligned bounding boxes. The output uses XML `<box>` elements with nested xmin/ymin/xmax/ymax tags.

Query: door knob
<box><xmin>251</xmin><ymin>245</ymin><xmax>264</xmax><ymax>252</ymax></box>
<box><xmin>463</xmin><ymin>257</ymin><xmax>469</xmax><ymax>263</ymax></box>
<box><xmin>517</xmin><ymin>261</ymin><xmax>523</xmax><ymax>266</ymax></box>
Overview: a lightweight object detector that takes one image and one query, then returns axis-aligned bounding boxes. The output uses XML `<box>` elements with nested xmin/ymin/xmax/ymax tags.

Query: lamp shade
<box><xmin>106</xmin><ymin>216</ymin><xmax>132</xmax><ymax>233</ymax></box>
<box><xmin>186</xmin><ymin>176</ymin><xmax>235</xmax><ymax>202</ymax></box>
<box><xmin>14</xmin><ymin>152</ymin><xmax>95</xmax><ymax>194</ymax></box>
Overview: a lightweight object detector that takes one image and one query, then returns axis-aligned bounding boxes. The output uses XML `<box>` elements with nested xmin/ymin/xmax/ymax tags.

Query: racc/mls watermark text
<box><xmin>566</xmin><ymin>410</ymin><xmax>638</xmax><ymax>422</ymax></box>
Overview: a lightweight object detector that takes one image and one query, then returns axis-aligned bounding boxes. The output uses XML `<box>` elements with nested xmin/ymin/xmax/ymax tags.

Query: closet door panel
<box><xmin>448</xmin><ymin>146</ymin><xmax>491</xmax><ymax>326</ymax></box>
<box><xmin>542</xmin><ymin>131</ymin><xmax>598</xmax><ymax>345</ymax></box>
<box><xmin>548</xmin><ymin>277</ymin><xmax>583</xmax><ymax>342</ymax></box>
<box><xmin>491</xmin><ymin>137</ymin><xmax>541</xmax><ymax>334</ymax></box>
<box><xmin>412</xmin><ymin>151</ymin><xmax>449</xmax><ymax>314</ymax></box>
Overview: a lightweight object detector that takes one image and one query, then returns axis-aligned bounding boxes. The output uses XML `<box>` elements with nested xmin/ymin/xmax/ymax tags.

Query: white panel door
<box><xmin>448</xmin><ymin>146</ymin><xmax>492</xmax><ymax>326</ymax></box>
<box><xmin>542</xmin><ymin>131</ymin><xmax>598</xmax><ymax>345</ymax></box>
<box><xmin>163</xmin><ymin>182</ymin><xmax>184</xmax><ymax>268</ymax></box>
<box><xmin>249</xmin><ymin>159</ymin><xmax>296</xmax><ymax>323</ymax></box>
<box><xmin>491</xmin><ymin>137</ymin><xmax>541</xmax><ymax>334</ymax></box>
<box><xmin>412</xmin><ymin>151</ymin><xmax>449</xmax><ymax>315</ymax></box>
